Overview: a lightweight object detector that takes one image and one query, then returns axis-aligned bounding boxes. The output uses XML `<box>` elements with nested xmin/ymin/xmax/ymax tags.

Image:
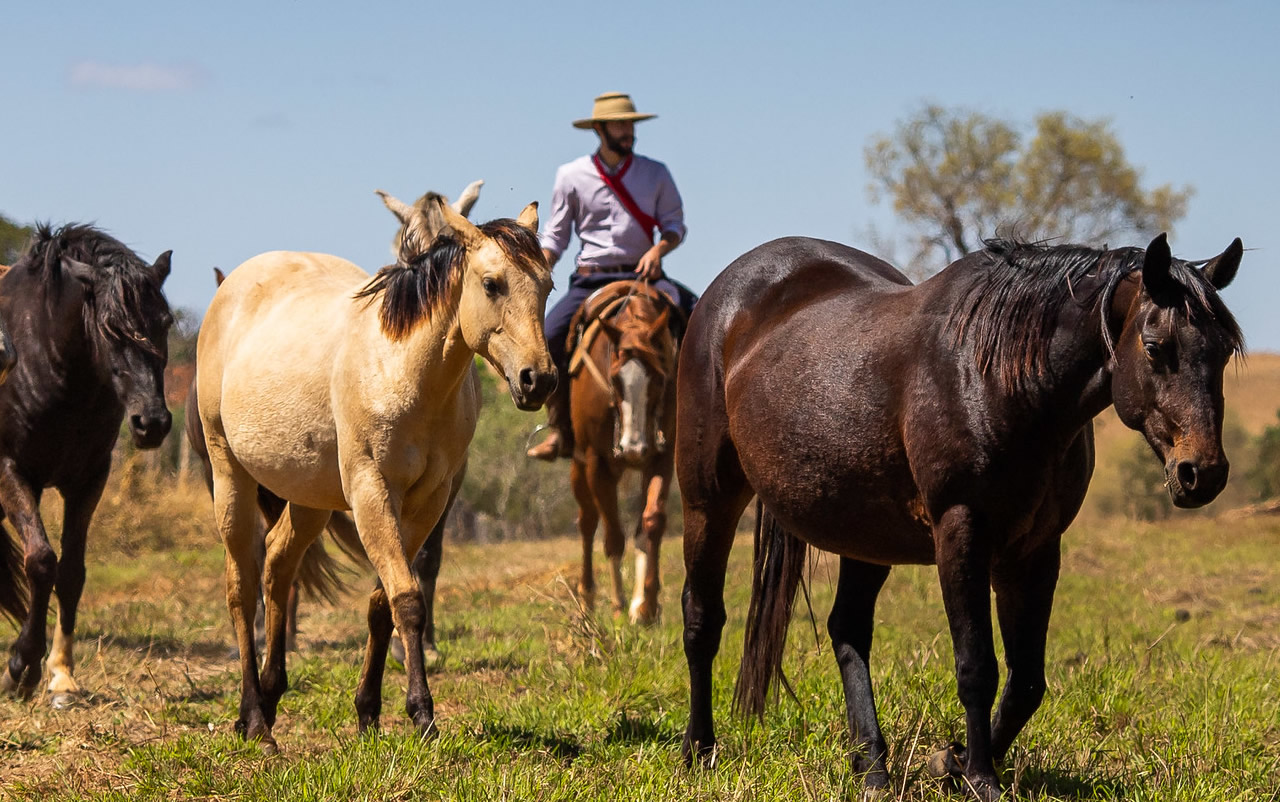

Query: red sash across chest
<box><xmin>592</xmin><ymin>155</ymin><xmax>658</xmax><ymax>239</ymax></box>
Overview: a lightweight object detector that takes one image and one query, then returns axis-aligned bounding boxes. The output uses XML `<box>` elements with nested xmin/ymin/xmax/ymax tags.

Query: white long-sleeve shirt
<box><xmin>539</xmin><ymin>153</ymin><xmax>687</xmax><ymax>271</ymax></box>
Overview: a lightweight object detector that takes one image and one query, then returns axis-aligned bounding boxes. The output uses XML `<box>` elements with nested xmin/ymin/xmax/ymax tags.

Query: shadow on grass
<box><xmin>1012</xmin><ymin>767</ymin><xmax>1129</xmax><ymax>799</ymax></box>
<box><xmin>604</xmin><ymin>711</ymin><xmax>680</xmax><ymax>746</ymax></box>
<box><xmin>474</xmin><ymin>722</ymin><xmax>583</xmax><ymax>763</ymax></box>
<box><xmin>76</xmin><ymin>630</ymin><xmax>232</xmax><ymax>660</ymax></box>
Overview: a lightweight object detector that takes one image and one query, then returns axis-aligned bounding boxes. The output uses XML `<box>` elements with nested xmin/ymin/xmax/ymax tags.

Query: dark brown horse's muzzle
<box><xmin>511</xmin><ymin>366</ymin><xmax>558</xmax><ymax>411</ymax></box>
<box><xmin>1166</xmin><ymin>457</ymin><xmax>1229</xmax><ymax>508</ymax></box>
<box><xmin>130</xmin><ymin>410</ymin><xmax>173</xmax><ymax>449</ymax></box>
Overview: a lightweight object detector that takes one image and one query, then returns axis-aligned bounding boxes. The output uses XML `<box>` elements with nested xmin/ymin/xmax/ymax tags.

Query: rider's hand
<box><xmin>636</xmin><ymin>246</ymin><xmax>664</xmax><ymax>281</ymax></box>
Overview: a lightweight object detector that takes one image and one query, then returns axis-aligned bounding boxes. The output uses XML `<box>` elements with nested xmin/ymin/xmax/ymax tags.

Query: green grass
<box><xmin>2</xmin><ymin>481</ymin><xmax>1279</xmax><ymax>800</ymax></box>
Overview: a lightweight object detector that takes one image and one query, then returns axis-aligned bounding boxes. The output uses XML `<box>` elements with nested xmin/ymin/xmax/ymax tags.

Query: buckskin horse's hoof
<box><xmin>50</xmin><ymin>691</ymin><xmax>82</xmax><ymax>710</ymax></box>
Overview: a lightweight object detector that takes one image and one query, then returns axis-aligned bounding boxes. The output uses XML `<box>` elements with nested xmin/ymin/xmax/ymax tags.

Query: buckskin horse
<box><xmin>197</xmin><ymin>197</ymin><xmax>554</xmax><ymax>751</ymax></box>
<box><xmin>567</xmin><ymin>281</ymin><xmax>679</xmax><ymax>623</ymax></box>
<box><xmin>184</xmin><ymin>183</ymin><xmax>482</xmax><ymax>660</ymax></box>
<box><xmin>676</xmin><ymin>234</ymin><xmax>1243</xmax><ymax>799</ymax></box>
<box><xmin>0</xmin><ymin>225</ymin><xmax>173</xmax><ymax>707</ymax></box>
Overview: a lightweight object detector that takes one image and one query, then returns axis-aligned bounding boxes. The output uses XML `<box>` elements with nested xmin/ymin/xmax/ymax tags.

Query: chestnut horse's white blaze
<box><xmin>197</xmin><ymin>197</ymin><xmax>553</xmax><ymax>751</ymax></box>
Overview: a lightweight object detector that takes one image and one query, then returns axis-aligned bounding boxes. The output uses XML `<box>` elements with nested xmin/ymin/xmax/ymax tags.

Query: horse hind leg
<box><xmin>259</xmin><ymin>503</ymin><xmax>330</xmax><ymax>731</ymax></box>
<box><xmin>829</xmin><ymin>557</ymin><xmax>892</xmax><ymax>793</ymax></box>
<box><xmin>355</xmin><ymin>582</ymin><xmax>393</xmax><ymax>732</ymax></box>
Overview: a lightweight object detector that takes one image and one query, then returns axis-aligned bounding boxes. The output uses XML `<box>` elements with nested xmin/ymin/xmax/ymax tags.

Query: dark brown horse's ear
<box><xmin>213</xmin><ymin>267</ymin><xmax>226</xmax><ymax>286</ymax></box>
<box><xmin>153</xmin><ymin>250</ymin><xmax>172</xmax><ymax>284</ymax></box>
<box><xmin>1141</xmin><ymin>233</ymin><xmax>1177</xmax><ymax>301</ymax></box>
<box><xmin>61</xmin><ymin>257</ymin><xmax>95</xmax><ymax>288</ymax></box>
<box><xmin>1203</xmin><ymin>238</ymin><xmax>1243</xmax><ymax>291</ymax></box>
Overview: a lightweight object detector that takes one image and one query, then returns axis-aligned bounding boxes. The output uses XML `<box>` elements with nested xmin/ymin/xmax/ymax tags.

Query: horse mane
<box><xmin>354</xmin><ymin>217</ymin><xmax>547</xmax><ymax>341</ymax></box>
<box><xmin>14</xmin><ymin>223</ymin><xmax>171</xmax><ymax>357</ymax></box>
<box><xmin>946</xmin><ymin>238</ymin><xmax>1245</xmax><ymax>393</ymax></box>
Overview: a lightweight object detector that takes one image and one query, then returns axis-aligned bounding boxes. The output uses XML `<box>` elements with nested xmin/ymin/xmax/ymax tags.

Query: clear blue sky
<box><xmin>2</xmin><ymin>1</ymin><xmax>1277</xmax><ymax>348</ymax></box>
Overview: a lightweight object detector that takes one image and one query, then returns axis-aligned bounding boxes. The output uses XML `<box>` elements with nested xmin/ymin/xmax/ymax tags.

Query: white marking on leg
<box><xmin>47</xmin><ymin>626</ymin><xmax>81</xmax><ymax>694</ymax></box>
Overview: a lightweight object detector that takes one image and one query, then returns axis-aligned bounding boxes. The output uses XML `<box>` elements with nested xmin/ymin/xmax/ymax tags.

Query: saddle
<box><xmin>565</xmin><ymin>281</ymin><xmax>684</xmax><ymax>388</ymax></box>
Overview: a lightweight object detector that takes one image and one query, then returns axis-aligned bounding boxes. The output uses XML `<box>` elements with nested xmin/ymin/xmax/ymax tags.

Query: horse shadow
<box><xmin>1009</xmin><ymin>767</ymin><xmax>1129</xmax><ymax>799</ymax></box>
<box><xmin>604</xmin><ymin>709</ymin><xmax>680</xmax><ymax>746</ymax></box>
<box><xmin>76</xmin><ymin>630</ymin><xmax>231</xmax><ymax>661</ymax></box>
<box><xmin>473</xmin><ymin>721</ymin><xmax>583</xmax><ymax>763</ymax></box>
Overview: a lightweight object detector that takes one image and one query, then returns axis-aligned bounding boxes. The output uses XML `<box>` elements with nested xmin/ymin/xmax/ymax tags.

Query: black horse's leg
<box><xmin>46</xmin><ymin>468</ymin><xmax>110</xmax><ymax>707</ymax></box>
<box><xmin>829</xmin><ymin>557</ymin><xmax>892</xmax><ymax>791</ymax></box>
<box><xmin>989</xmin><ymin>541</ymin><xmax>1061</xmax><ymax>762</ymax></box>
<box><xmin>0</xmin><ymin>466</ymin><xmax>50</xmax><ymax>699</ymax></box>
<box><xmin>933</xmin><ymin>505</ymin><xmax>1003</xmax><ymax>800</ymax></box>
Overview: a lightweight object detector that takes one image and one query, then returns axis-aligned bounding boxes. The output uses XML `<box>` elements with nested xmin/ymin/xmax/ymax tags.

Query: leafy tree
<box><xmin>1247</xmin><ymin>411</ymin><xmax>1280</xmax><ymax>501</ymax></box>
<box><xmin>0</xmin><ymin>212</ymin><xmax>33</xmax><ymax>265</ymax></box>
<box><xmin>864</xmin><ymin>105</ymin><xmax>1193</xmax><ymax>274</ymax></box>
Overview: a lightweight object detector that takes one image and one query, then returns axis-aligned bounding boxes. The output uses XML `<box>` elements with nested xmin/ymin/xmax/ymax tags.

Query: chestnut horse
<box><xmin>197</xmin><ymin>198</ymin><xmax>554</xmax><ymax>752</ymax></box>
<box><xmin>567</xmin><ymin>282</ymin><xmax>678</xmax><ymax>623</ymax></box>
<box><xmin>0</xmin><ymin>225</ymin><xmax>172</xmax><ymax>707</ymax></box>
<box><xmin>677</xmin><ymin>234</ymin><xmax>1243</xmax><ymax>799</ymax></box>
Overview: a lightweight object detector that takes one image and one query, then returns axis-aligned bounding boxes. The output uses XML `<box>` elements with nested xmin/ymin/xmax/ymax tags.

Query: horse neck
<box><xmin>386</xmin><ymin>294</ymin><xmax>475</xmax><ymax>406</ymax></box>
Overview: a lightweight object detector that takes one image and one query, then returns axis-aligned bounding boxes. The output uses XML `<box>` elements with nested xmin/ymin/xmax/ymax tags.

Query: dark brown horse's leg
<box><xmin>46</xmin><ymin>469</ymin><xmax>110</xmax><ymax>707</ymax></box>
<box><xmin>570</xmin><ymin>458</ymin><xmax>600</xmax><ymax>609</ymax></box>
<box><xmin>933</xmin><ymin>505</ymin><xmax>1002</xmax><ymax>800</ymax></box>
<box><xmin>989</xmin><ymin>541</ymin><xmax>1061</xmax><ymax>762</ymax></box>
<box><xmin>0</xmin><ymin>468</ymin><xmax>51</xmax><ymax>699</ymax></box>
<box><xmin>828</xmin><ymin>557</ymin><xmax>892</xmax><ymax>791</ymax></box>
<box><xmin>259</xmin><ymin>504</ymin><xmax>328</xmax><ymax>730</ymax></box>
<box><xmin>354</xmin><ymin>583</ymin><xmax>393</xmax><ymax>732</ymax></box>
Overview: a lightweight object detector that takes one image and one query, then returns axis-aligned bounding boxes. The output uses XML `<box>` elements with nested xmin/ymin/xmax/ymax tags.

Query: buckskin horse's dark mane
<box><xmin>354</xmin><ymin>218</ymin><xmax>547</xmax><ymax>341</ymax></box>
<box><xmin>946</xmin><ymin>238</ymin><xmax>1245</xmax><ymax>393</ymax></box>
<box><xmin>16</xmin><ymin>223</ymin><xmax>172</xmax><ymax>357</ymax></box>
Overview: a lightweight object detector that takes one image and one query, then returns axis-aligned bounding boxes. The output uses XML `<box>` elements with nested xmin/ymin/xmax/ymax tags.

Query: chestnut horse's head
<box><xmin>600</xmin><ymin>300</ymin><xmax>676</xmax><ymax>467</ymax></box>
<box><xmin>1110</xmin><ymin>234</ymin><xmax>1244</xmax><ymax>508</ymax></box>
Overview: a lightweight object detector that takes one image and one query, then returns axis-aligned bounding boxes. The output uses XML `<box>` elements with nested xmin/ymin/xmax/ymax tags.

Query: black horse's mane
<box><xmin>946</xmin><ymin>238</ymin><xmax>1244</xmax><ymax>393</ymax></box>
<box><xmin>354</xmin><ymin>218</ymin><xmax>547</xmax><ymax>341</ymax></box>
<box><xmin>13</xmin><ymin>223</ymin><xmax>171</xmax><ymax>357</ymax></box>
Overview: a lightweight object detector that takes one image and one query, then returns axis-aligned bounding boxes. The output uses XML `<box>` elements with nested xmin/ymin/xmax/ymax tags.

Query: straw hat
<box><xmin>572</xmin><ymin>92</ymin><xmax>657</xmax><ymax>129</ymax></box>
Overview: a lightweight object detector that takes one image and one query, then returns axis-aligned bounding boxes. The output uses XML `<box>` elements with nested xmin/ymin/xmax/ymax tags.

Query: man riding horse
<box><xmin>528</xmin><ymin>92</ymin><xmax>698</xmax><ymax>461</ymax></box>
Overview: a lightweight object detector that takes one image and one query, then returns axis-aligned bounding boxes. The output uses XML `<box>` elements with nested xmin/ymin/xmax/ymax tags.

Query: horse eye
<box><xmin>482</xmin><ymin>277</ymin><xmax>500</xmax><ymax>297</ymax></box>
<box><xmin>1143</xmin><ymin>341</ymin><xmax>1161</xmax><ymax>360</ymax></box>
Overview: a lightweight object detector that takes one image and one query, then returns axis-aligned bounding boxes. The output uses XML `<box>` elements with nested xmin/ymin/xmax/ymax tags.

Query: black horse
<box><xmin>676</xmin><ymin>233</ymin><xmax>1243</xmax><ymax>799</ymax></box>
<box><xmin>0</xmin><ymin>224</ymin><xmax>173</xmax><ymax>706</ymax></box>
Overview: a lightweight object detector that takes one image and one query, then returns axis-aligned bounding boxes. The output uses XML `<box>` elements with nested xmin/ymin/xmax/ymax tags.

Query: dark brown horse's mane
<box><xmin>14</xmin><ymin>223</ymin><xmax>172</xmax><ymax>357</ymax></box>
<box><xmin>946</xmin><ymin>238</ymin><xmax>1244</xmax><ymax>393</ymax></box>
<box><xmin>355</xmin><ymin>218</ymin><xmax>547</xmax><ymax>341</ymax></box>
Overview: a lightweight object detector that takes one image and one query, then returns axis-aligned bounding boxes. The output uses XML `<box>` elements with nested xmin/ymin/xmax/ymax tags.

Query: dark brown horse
<box><xmin>0</xmin><ymin>224</ymin><xmax>173</xmax><ymax>706</ymax></box>
<box><xmin>567</xmin><ymin>282</ymin><xmax>678</xmax><ymax>623</ymax></box>
<box><xmin>677</xmin><ymin>234</ymin><xmax>1243</xmax><ymax>799</ymax></box>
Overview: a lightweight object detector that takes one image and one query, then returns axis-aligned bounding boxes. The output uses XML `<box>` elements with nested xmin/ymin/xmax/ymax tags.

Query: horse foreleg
<box><xmin>570</xmin><ymin>458</ymin><xmax>599</xmax><ymax>610</ymax></box>
<box><xmin>587</xmin><ymin>463</ymin><xmax>625</xmax><ymax>617</ymax></box>
<box><xmin>932</xmin><ymin>505</ymin><xmax>1002</xmax><ymax>801</ymax></box>
<box><xmin>829</xmin><ymin>557</ymin><xmax>892</xmax><ymax>792</ymax></box>
<box><xmin>989</xmin><ymin>541</ymin><xmax>1060</xmax><ymax>763</ymax></box>
<box><xmin>212</xmin><ymin>459</ymin><xmax>274</xmax><ymax>752</ymax></box>
<box><xmin>0</xmin><ymin>467</ymin><xmax>52</xmax><ymax>700</ymax></box>
<box><xmin>260</xmin><ymin>504</ymin><xmax>328</xmax><ymax>729</ymax></box>
<box><xmin>630</xmin><ymin>464</ymin><xmax>671</xmax><ymax>625</ymax></box>
<box><xmin>45</xmin><ymin>470</ymin><xmax>109</xmax><ymax>707</ymax></box>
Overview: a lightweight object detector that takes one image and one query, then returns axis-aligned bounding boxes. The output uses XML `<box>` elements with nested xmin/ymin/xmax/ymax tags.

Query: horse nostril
<box><xmin>519</xmin><ymin>367</ymin><xmax>536</xmax><ymax>393</ymax></box>
<box><xmin>1176</xmin><ymin>461</ymin><xmax>1198</xmax><ymax>490</ymax></box>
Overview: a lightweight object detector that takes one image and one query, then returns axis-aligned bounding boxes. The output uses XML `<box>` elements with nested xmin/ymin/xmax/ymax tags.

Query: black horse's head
<box><xmin>22</xmin><ymin>225</ymin><xmax>177</xmax><ymax>449</ymax></box>
<box><xmin>1110</xmin><ymin>234</ymin><xmax>1244</xmax><ymax>508</ymax></box>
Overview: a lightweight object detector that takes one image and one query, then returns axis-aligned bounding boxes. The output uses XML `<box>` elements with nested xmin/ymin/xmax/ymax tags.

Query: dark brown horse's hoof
<box><xmin>415</xmin><ymin>714</ymin><xmax>439</xmax><ymax>741</ymax></box>
<box><xmin>681</xmin><ymin>735</ymin><xmax>717</xmax><ymax>769</ymax></box>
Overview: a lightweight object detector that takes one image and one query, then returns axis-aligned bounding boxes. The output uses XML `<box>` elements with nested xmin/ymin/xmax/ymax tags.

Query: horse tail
<box><xmin>294</xmin><ymin>511</ymin><xmax>370</xmax><ymax>604</ymax></box>
<box><xmin>0</xmin><ymin>520</ymin><xmax>28</xmax><ymax>624</ymax></box>
<box><xmin>733</xmin><ymin>498</ymin><xmax>807</xmax><ymax>719</ymax></box>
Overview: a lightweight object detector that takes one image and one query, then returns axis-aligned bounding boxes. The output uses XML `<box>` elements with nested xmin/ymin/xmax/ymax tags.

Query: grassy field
<box><xmin>2</xmin><ymin>466</ymin><xmax>1278</xmax><ymax>801</ymax></box>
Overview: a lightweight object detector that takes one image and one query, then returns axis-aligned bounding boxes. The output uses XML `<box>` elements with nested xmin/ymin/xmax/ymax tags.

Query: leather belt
<box><xmin>577</xmin><ymin>264</ymin><xmax>637</xmax><ymax>276</ymax></box>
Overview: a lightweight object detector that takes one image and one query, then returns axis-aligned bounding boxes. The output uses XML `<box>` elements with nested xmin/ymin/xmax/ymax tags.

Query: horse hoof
<box><xmin>0</xmin><ymin>669</ymin><xmax>17</xmax><ymax>696</ymax></box>
<box><xmin>415</xmin><ymin>715</ymin><xmax>439</xmax><ymax>741</ymax></box>
<box><xmin>50</xmin><ymin>692</ymin><xmax>81</xmax><ymax>710</ymax></box>
<box><xmin>926</xmin><ymin>742</ymin><xmax>966</xmax><ymax>779</ymax></box>
<box><xmin>681</xmin><ymin>735</ymin><xmax>717</xmax><ymax>769</ymax></box>
<box><xmin>260</xmin><ymin>736</ymin><xmax>280</xmax><ymax>757</ymax></box>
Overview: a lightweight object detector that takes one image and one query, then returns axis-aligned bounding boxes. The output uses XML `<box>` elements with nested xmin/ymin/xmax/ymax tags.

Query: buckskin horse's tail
<box><xmin>733</xmin><ymin>498</ymin><xmax>807</xmax><ymax>718</ymax></box>
<box><xmin>0</xmin><ymin>519</ymin><xmax>28</xmax><ymax>624</ymax></box>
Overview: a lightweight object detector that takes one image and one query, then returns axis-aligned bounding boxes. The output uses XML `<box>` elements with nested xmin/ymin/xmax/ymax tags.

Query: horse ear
<box><xmin>213</xmin><ymin>267</ymin><xmax>226</xmax><ymax>287</ymax></box>
<box><xmin>600</xmin><ymin>317</ymin><xmax>623</xmax><ymax>342</ymax></box>
<box><xmin>649</xmin><ymin>307</ymin><xmax>671</xmax><ymax>336</ymax></box>
<box><xmin>152</xmin><ymin>250</ymin><xmax>172</xmax><ymax>284</ymax></box>
<box><xmin>436</xmin><ymin>196</ymin><xmax>484</xmax><ymax>248</ymax></box>
<box><xmin>1203</xmin><ymin>237</ymin><xmax>1243</xmax><ymax>291</ymax></box>
<box><xmin>61</xmin><ymin>257</ymin><xmax>94</xmax><ymax>288</ymax></box>
<box><xmin>375</xmin><ymin>189</ymin><xmax>415</xmax><ymax>224</ymax></box>
<box><xmin>1141</xmin><ymin>233</ymin><xmax>1177</xmax><ymax>301</ymax></box>
<box><xmin>451</xmin><ymin>180</ymin><xmax>484</xmax><ymax>217</ymax></box>
<box><xmin>515</xmin><ymin>202</ymin><xmax>539</xmax><ymax>233</ymax></box>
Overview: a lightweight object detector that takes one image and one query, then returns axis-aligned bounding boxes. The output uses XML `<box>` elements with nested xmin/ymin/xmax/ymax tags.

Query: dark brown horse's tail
<box><xmin>0</xmin><ymin>523</ymin><xmax>28</xmax><ymax>624</ymax></box>
<box><xmin>733</xmin><ymin>498</ymin><xmax>807</xmax><ymax>719</ymax></box>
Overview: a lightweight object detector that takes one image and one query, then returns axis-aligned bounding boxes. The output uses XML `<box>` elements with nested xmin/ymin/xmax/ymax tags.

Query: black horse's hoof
<box><xmin>681</xmin><ymin>734</ymin><xmax>717</xmax><ymax>769</ymax></box>
<box><xmin>414</xmin><ymin>714</ymin><xmax>439</xmax><ymax>741</ymax></box>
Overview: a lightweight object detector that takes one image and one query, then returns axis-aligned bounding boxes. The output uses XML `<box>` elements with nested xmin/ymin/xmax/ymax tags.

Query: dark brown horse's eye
<box><xmin>1143</xmin><ymin>341</ymin><xmax>1161</xmax><ymax>360</ymax></box>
